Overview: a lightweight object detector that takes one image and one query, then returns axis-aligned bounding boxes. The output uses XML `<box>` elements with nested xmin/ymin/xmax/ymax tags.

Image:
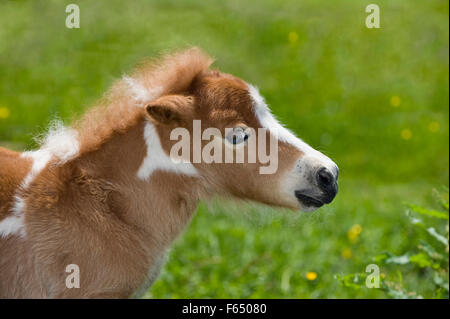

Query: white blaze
<box><xmin>247</xmin><ymin>84</ymin><xmax>336</xmax><ymax>172</ymax></box>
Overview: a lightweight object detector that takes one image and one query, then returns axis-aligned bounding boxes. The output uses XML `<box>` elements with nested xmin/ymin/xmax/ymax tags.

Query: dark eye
<box><xmin>226</xmin><ymin>127</ymin><xmax>250</xmax><ymax>145</ymax></box>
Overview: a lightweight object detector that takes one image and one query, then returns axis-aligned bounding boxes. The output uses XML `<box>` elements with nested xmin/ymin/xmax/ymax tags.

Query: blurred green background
<box><xmin>0</xmin><ymin>0</ymin><xmax>448</xmax><ymax>298</ymax></box>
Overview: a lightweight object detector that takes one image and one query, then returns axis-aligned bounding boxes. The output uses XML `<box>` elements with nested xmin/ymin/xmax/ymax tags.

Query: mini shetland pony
<box><xmin>0</xmin><ymin>48</ymin><xmax>338</xmax><ymax>298</ymax></box>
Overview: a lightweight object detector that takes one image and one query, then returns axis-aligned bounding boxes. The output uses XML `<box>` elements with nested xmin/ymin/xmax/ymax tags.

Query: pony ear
<box><xmin>145</xmin><ymin>95</ymin><xmax>193</xmax><ymax>126</ymax></box>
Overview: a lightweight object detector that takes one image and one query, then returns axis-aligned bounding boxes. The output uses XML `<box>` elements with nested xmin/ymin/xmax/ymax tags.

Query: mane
<box><xmin>70</xmin><ymin>47</ymin><xmax>214</xmax><ymax>156</ymax></box>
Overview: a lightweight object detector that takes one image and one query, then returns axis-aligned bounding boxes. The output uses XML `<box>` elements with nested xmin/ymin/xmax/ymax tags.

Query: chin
<box><xmin>298</xmin><ymin>204</ymin><xmax>321</xmax><ymax>213</ymax></box>
<box><xmin>281</xmin><ymin>200</ymin><xmax>322</xmax><ymax>213</ymax></box>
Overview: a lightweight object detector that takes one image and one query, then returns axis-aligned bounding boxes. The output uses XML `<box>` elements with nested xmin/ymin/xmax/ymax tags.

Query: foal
<box><xmin>0</xmin><ymin>48</ymin><xmax>338</xmax><ymax>298</ymax></box>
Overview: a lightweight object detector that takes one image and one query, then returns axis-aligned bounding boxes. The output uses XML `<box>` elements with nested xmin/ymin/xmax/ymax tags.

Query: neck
<box><xmin>75</xmin><ymin>118</ymin><xmax>203</xmax><ymax>249</ymax></box>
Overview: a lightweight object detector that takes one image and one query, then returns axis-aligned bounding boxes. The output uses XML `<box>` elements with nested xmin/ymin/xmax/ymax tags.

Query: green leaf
<box><xmin>385</xmin><ymin>286</ymin><xmax>422</xmax><ymax>299</ymax></box>
<box><xmin>374</xmin><ymin>253</ymin><xmax>389</xmax><ymax>263</ymax></box>
<box><xmin>385</xmin><ymin>254</ymin><xmax>410</xmax><ymax>265</ymax></box>
<box><xmin>408</xmin><ymin>204</ymin><xmax>449</xmax><ymax>220</ymax></box>
<box><xmin>409</xmin><ymin>253</ymin><xmax>432</xmax><ymax>268</ymax></box>
<box><xmin>418</xmin><ymin>240</ymin><xmax>444</xmax><ymax>260</ymax></box>
<box><xmin>432</xmin><ymin>188</ymin><xmax>449</xmax><ymax>211</ymax></box>
<box><xmin>433</xmin><ymin>274</ymin><xmax>449</xmax><ymax>292</ymax></box>
<box><xmin>427</xmin><ymin>227</ymin><xmax>448</xmax><ymax>246</ymax></box>
<box><xmin>335</xmin><ymin>273</ymin><xmax>365</xmax><ymax>290</ymax></box>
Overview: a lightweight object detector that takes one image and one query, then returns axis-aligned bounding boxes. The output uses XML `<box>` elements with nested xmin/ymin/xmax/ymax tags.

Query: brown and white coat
<box><xmin>0</xmin><ymin>48</ymin><xmax>338</xmax><ymax>298</ymax></box>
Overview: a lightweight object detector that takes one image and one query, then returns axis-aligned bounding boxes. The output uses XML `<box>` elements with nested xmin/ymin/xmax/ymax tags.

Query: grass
<box><xmin>0</xmin><ymin>0</ymin><xmax>448</xmax><ymax>298</ymax></box>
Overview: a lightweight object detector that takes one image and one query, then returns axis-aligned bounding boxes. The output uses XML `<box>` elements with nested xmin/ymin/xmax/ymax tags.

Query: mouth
<box><xmin>294</xmin><ymin>191</ymin><xmax>324</xmax><ymax>208</ymax></box>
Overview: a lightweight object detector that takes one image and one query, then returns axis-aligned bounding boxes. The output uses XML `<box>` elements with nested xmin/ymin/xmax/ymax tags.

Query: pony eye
<box><xmin>226</xmin><ymin>127</ymin><xmax>249</xmax><ymax>145</ymax></box>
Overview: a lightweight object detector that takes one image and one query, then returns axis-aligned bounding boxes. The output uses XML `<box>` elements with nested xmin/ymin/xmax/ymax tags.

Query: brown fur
<box><xmin>0</xmin><ymin>148</ymin><xmax>31</xmax><ymax>219</ymax></box>
<box><xmin>0</xmin><ymin>48</ymin><xmax>302</xmax><ymax>298</ymax></box>
<box><xmin>75</xmin><ymin>48</ymin><xmax>213</xmax><ymax>155</ymax></box>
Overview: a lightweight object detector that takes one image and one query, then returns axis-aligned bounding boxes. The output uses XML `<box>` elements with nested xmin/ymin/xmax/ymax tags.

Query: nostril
<box><xmin>317</xmin><ymin>167</ymin><xmax>334</xmax><ymax>187</ymax></box>
<box><xmin>319</xmin><ymin>172</ymin><xmax>331</xmax><ymax>185</ymax></box>
<box><xmin>315</xmin><ymin>167</ymin><xmax>338</xmax><ymax>204</ymax></box>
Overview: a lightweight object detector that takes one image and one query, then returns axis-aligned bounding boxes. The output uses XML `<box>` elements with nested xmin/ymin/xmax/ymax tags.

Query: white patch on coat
<box><xmin>0</xmin><ymin>215</ymin><xmax>25</xmax><ymax>238</ymax></box>
<box><xmin>247</xmin><ymin>84</ymin><xmax>336</xmax><ymax>171</ymax></box>
<box><xmin>0</xmin><ymin>121</ymin><xmax>80</xmax><ymax>238</ymax></box>
<box><xmin>137</xmin><ymin>122</ymin><xmax>198</xmax><ymax>180</ymax></box>
<box><xmin>0</xmin><ymin>196</ymin><xmax>26</xmax><ymax>238</ymax></box>
<box><xmin>0</xmin><ymin>150</ymin><xmax>53</xmax><ymax>238</ymax></box>
<box><xmin>123</xmin><ymin>76</ymin><xmax>162</xmax><ymax>106</ymax></box>
<box><xmin>21</xmin><ymin>150</ymin><xmax>52</xmax><ymax>188</ymax></box>
<box><xmin>38</xmin><ymin>121</ymin><xmax>80</xmax><ymax>164</ymax></box>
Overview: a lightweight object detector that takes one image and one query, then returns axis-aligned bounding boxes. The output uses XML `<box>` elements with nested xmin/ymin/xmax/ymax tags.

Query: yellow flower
<box><xmin>347</xmin><ymin>224</ymin><xmax>363</xmax><ymax>242</ymax></box>
<box><xmin>352</xmin><ymin>224</ymin><xmax>362</xmax><ymax>234</ymax></box>
<box><xmin>428</xmin><ymin>121</ymin><xmax>440</xmax><ymax>133</ymax></box>
<box><xmin>341</xmin><ymin>248</ymin><xmax>353</xmax><ymax>259</ymax></box>
<box><xmin>305</xmin><ymin>272</ymin><xmax>317</xmax><ymax>281</ymax></box>
<box><xmin>401</xmin><ymin>128</ymin><xmax>412</xmax><ymax>140</ymax></box>
<box><xmin>390</xmin><ymin>96</ymin><xmax>401</xmax><ymax>107</ymax></box>
<box><xmin>0</xmin><ymin>107</ymin><xmax>10</xmax><ymax>119</ymax></box>
<box><xmin>288</xmin><ymin>31</ymin><xmax>299</xmax><ymax>44</ymax></box>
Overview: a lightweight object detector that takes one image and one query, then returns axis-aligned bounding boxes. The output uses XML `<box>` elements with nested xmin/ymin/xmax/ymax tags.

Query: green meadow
<box><xmin>0</xmin><ymin>0</ymin><xmax>448</xmax><ymax>298</ymax></box>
